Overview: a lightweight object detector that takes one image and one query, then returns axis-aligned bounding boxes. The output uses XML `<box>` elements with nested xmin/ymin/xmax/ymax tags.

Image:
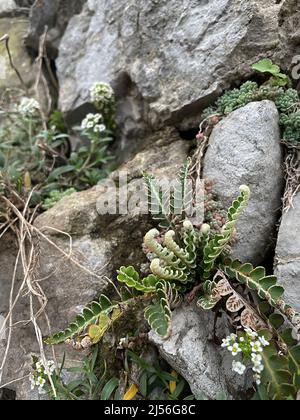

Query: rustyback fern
<box><xmin>46</xmin><ymin>295</ymin><xmax>118</xmax><ymax>345</ymax></box>
<box><xmin>222</xmin><ymin>260</ymin><xmax>300</xmax><ymax>334</ymax></box>
<box><xmin>202</xmin><ymin>185</ymin><xmax>250</xmax><ymax>279</ymax></box>
<box><xmin>144</xmin><ymin>281</ymin><xmax>173</xmax><ymax>338</ymax></box>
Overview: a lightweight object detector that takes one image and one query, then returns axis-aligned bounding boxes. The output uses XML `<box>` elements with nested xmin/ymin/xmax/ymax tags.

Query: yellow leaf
<box><xmin>88</xmin><ymin>314</ymin><xmax>110</xmax><ymax>344</ymax></box>
<box><xmin>24</xmin><ymin>171</ymin><xmax>31</xmax><ymax>190</ymax></box>
<box><xmin>123</xmin><ymin>383</ymin><xmax>139</xmax><ymax>400</ymax></box>
<box><xmin>111</xmin><ymin>307</ymin><xmax>122</xmax><ymax>321</ymax></box>
<box><xmin>169</xmin><ymin>370</ymin><xmax>178</xmax><ymax>394</ymax></box>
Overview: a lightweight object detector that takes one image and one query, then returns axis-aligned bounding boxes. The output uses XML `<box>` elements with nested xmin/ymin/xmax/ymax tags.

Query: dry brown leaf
<box><xmin>226</xmin><ymin>293</ymin><xmax>245</xmax><ymax>313</ymax></box>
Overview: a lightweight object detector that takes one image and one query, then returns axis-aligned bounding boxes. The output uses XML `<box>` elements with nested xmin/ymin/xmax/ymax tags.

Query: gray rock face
<box><xmin>203</xmin><ymin>101</ymin><xmax>283</xmax><ymax>265</ymax></box>
<box><xmin>275</xmin><ymin>194</ymin><xmax>300</xmax><ymax>313</ymax></box>
<box><xmin>57</xmin><ymin>0</ymin><xmax>297</xmax><ymax>127</ymax></box>
<box><xmin>150</xmin><ymin>304</ymin><xmax>247</xmax><ymax>399</ymax></box>
<box><xmin>25</xmin><ymin>0</ymin><xmax>87</xmax><ymax>57</ymax></box>
<box><xmin>0</xmin><ymin>1</ymin><xmax>17</xmax><ymax>16</ymax></box>
<box><xmin>0</xmin><ymin>128</ymin><xmax>189</xmax><ymax>399</ymax></box>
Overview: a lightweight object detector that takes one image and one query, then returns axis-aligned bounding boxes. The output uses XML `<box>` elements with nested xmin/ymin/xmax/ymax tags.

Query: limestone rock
<box><xmin>57</xmin><ymin>0</ymin><xmax>298</xmax><ymax>127</ymax></box>
<box><xmin>25</xmin><ymin>0</ymin><xmax>87</xmax><ymax>57</ymax></box>
<box><xmin>275</xmin><ymin>194</ymin><xmax>300</xmax><ymax>313</ymax></box>
<box><xmin>149</xmin><ymin>304</ymin><xmax>249</xmax><ymax>400</ymax></box>
<box><xmin>0</xmin><ymin>1</ymin><xmax>17</xmax><ymax>16</ymax></box>
<box><xmin>203</xmin><ymin>101</ymin><xmax>283</xmax><ymax>265</ymax></box>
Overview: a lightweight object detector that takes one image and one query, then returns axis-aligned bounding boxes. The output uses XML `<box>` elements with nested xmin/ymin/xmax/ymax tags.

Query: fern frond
<box><xmin>117</xmin><ymin>266</ymin><xmax>158</xmax><ymax>292</ymax></box>
<box><xmin>144</xmin><ymin>229</ymin><xmax>183</xmax><ymax>269</ymax></box>
<box><xmin>222</xmin><ymin>259</ymin><xmax>300</xmax><ymax>332</ymax></box>
<box><xmin>144</xmin><ymin>280</ymin><xmax>173</xmax><ymax>338</ymax></box>
<box><xmin>182</xmin><ymin>220</ymin><xmax>198</xmax><ymax>268</ymax></box>
<box><xmin>150</xmin><ymin>259</ymin><xmax>190</xmax><ymax>283</ymax></box>
<box><xmin>45</xmin><ymin>295</ymin><xmax>118</xmax><ymax>345</ymax></box>
<box><xmin>172</xmin><ymin>159</ymin><xmax>193</xmax><ymax>218</ymax></box>
<box><xmin>143</xmin><ymin>173</ymin><xmax>175</xmax><ymax>229</ymax></box>
<box><xmin>203</xmin><ymin>185</ymin><xmax>250</xmax><ymax>279</ymax></box>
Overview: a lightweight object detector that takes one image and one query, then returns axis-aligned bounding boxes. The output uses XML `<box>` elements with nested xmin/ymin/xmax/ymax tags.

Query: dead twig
<box><xmin>282</xmin><ymin>148</ymin><xmax>300</xmax><ymax>213</ymax></box>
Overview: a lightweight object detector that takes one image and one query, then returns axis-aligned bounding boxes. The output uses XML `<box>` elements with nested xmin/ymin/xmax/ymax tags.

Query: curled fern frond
<box><xmin>150</xmin><ymin>259</ymin><xmax>190</xmax><ymax>283</ymax></box>
<box><xmin>145</xmin><ymin>229</ymin><xmax>183</xmax><ymax>268</ymax></box>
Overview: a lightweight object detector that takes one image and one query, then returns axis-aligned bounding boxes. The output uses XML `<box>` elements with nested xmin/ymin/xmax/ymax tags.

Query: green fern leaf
<box><xmin>203</xmin><ymin>185</ymin><xmax>250</xmax><ymax>279</ymax></box>
<box><xmin>45</xmin><ymin>294</ymin><xmax>117</xmax><ymax>345</ymax></box>
<box><xmin>117</xmin><ymin>266</ymin><xmax>156</xmax><ymax>293</ymax></box>
<box><xmin>144</xmin><ymin>281</ymin><xmax>173</xmax><ymax>338</ymax></box>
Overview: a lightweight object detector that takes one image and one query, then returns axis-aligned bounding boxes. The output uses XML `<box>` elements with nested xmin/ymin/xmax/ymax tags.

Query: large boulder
<box><xmin>57</xmin><ymin>0</ymin><xmax>299</xmax><ymax>127</ymax></box>
<box><xmin>0</xmin><ymin>128</ymin><xmax>190</xmax><ymax>399</ymax></box>
<box><xmin>275</xmin><ymin>194</ymin><xmax>300</xmax><ymax>313</ymax></box>
<box><xmin>203</xmin><ymin>101</ymin><xmax>283</xmax><ymax>266</ymax></box>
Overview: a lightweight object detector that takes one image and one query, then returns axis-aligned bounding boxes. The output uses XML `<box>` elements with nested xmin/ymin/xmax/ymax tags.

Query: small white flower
<box><xmin>251</xmin><ymin>341</ymin><xmax>263</xmax><ymax>353</ymax></box>
<box><xmin>81</xmin><ymin>113</ymin><xmax>104</xmax><ymax>132</ymax></box>
<box><xmin>258</xmin><ymin>336</ymin><xmax>270</xmax><ymax>347</ymax></box>
<box><xmin>36</xmin><ymin>376</ymin><xmax>46</xmax><ymax>388</ymax></box>
<box><xmin>239</xmin><ymin>337</ymin><xmax>245</xmax><ymax>343</ymax></box>
<box><xmin>228</xmin><ymin>343</ymin><xmax>242</xmax><ymax>356</ymax></box>
<box><xmin>253</xmin><ymin>364</ymin><xmax>264</xmax><ymax>374</ymax></box>
<box><xmin>230</xmin><ymin>333</ymin><xmax>237</xmax><ymax>341</ymax></box>
<box><xmin>18</xmin><ymin>97</ymin><xmax>40</xmax><ymax>117</ymax></box>
<box><xmin>221</xmin><ymin>338</ymin><xmax>231</xmax><ymax>348</ymax></box>
<box><xmin>251</xmin><ymin>353</ymin><xmax>263</xmax><ymax>365</ymax></box>
<box><xmin>245</xmin><ymin>327</ymin><xmax>258</xmax><ymax>339</ymax></box>
<box><xmin>254</xmin><ymin>374</ymin><xmax>261</xmax><ymax>386</ymax></box>
<box><xmin>90</xmin><ymin>82</ymin><xmax>114</xmax><ymax>104</ymax></box>
<box><xmin>232</xmin><ymin>361</ymin><xmax>246</xmax><ymax>375</ymax></box>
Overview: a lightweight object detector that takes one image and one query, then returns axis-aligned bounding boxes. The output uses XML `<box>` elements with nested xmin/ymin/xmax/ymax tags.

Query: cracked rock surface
<box><xmin>275</xmin><ymin>193</ymin><xmax>300</xmax><ymax>313</ymax></box>
<box><xmin>203</xmin><ymin>101</ymin><xmax>283</xmax><ymax>266</ymax></box>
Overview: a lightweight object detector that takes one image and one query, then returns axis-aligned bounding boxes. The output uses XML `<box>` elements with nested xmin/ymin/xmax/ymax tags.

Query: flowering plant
<box><xmin>29</xmin><ymin>359</ymin><xmax>56</xmax><ymax>395</ymax></box>
<box><xmin>222</xmin><ymin>328</ymin><xmax>270</xmax><ymax>386</ymax></box>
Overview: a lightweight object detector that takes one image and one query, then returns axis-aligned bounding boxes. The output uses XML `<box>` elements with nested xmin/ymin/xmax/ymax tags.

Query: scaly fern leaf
<box><xmin>202</xmin><ymin>185</ymin><xmax>250</xmax><ymax>279</ymax></box>
<box><xmin>144</xmin><ymin>281</ymin><xmax>173</xmax><ymax>338</ymax></box>
<box><xmin>45</xmin><ymin>295</ymin><xmax>118</xmax><ymax>345</ymax></box>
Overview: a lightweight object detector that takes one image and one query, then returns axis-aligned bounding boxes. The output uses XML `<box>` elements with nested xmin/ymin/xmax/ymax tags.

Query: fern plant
<box><xmin>46</xmin><ymin>175</ymin><xmax>249</xmax><ymax>342</ymax></box>
<box><xmin>46</xmin><ymin>162</ymin><xmax>300</xmax><ymax>400</ymax></box>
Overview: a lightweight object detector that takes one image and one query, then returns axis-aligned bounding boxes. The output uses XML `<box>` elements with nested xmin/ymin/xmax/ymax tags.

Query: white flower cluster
<box><xmin>90</xmin><ymin>82</ymin><xmax>114</xmax><ymax>108</ymax></box>
<box><xmin>18</xmin><ymin>97</ymin><xmax>40</xmax><ymax>117</ymax></box>
<box><xmin>221</xmin><ymin>328</ymin><xmax>270</xmax><ymax>386</ymax></box>
<box><xmin>81</xmin><ymin>113</ymin><xmax>106</xmax><ymax>134</ymax></box>
<box><xmin>29</xmin><ymin>359</ymin><xmax>55</xmax><ymax>394</ymax></box>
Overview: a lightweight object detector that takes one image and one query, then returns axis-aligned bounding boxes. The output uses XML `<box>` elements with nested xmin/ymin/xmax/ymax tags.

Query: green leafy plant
<box><xmin>0</xmin><ymin>83</ymin><xmax>116</xmax><ymax>221</ymax></box>
<box><xmin>252</xmin><ymin>59</ymin><xmax>290</xmax><ymax>87</ymax></box>
<box><xmin>48</xmin><ymin>348</ymin><xmax>120</xmax><ymax>400</ymax></box>
<box><xmin>42</xmin><ymin>188</ymin><xmax>77</xmax><ymax>210</ymax></box>
<box><xmin>201</xmin><ymin>62</ymin><xmax>300</xmax><ymax>145</ymax></box>
<box><xmin>125</xmin><ymin>351</ymin><xmax>194</xmax><ymax>400</ymax></box>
